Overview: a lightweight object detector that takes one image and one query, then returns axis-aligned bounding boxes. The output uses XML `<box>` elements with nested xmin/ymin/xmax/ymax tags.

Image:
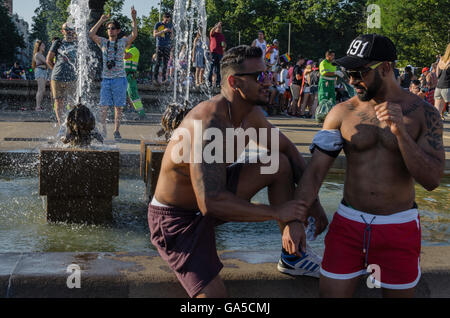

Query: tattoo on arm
<box><xmin>402</xmin><ymin>102</ymin><xmax>420</xmax><ymax>116</ymax></box>
<box><xmin>423</xmin><ymin>105</ymin><xmax>444</xmax><ymax>151</ymax></box>
<box><xmin>192</xmin><ymin>114</ymin><xmax>228</xmax><ymax>198</ymax></box>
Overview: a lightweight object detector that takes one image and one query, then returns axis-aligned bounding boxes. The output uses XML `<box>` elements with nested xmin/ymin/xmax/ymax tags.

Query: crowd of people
<box><xmin>5</xmin><ymin>8</ymin><xmax>446</xmax><ymax>129</ymax></box>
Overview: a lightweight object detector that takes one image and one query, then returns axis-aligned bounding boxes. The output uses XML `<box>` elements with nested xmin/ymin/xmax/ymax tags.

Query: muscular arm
<box><xmin>294</xmin><ymin>104</ymin><xmax>344</xmax><ymax>208</ymax></box>
<box><xmin>189</xmin><ymin>114</ymin><xmax>278</xmax><ymax>222</ymax></box>
<box><xmin>397</xmin><ymin>103</ymin><xmax>445</xmax><ymax>190</ymax></box>
<box><xmin>46</xmin><ymin>51</ymin><xmax>55</xmax><ymax>70</ymax></box>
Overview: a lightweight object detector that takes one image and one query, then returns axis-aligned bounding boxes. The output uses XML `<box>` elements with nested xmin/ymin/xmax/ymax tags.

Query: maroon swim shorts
<box><xmin>148</xmin><ymin>163</ymin><xmax>242</xmax><ymax>297</ymax></box>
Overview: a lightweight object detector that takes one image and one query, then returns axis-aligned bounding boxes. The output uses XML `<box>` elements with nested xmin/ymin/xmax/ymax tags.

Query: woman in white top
<box><xmin>251</xmin><ymin>30</ymin><xmax>267</xmax><ymax>57</ymax></box>
<box><xmin>32</xmin><ymin>40</ymin><xmax>48</xmax><ymax>111</ymax></box>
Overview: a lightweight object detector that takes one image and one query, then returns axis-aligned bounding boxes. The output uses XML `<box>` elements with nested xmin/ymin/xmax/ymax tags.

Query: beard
<box><xmin>355</xmin><ymin>70</ymin><xmax>383</xmax><ymax>101</ymax></box>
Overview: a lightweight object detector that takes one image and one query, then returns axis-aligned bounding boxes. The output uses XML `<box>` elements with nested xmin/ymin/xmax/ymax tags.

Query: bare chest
<box><xmin>341</xmin><ymin>110</ymin><xmax>419</xmax><ymax>152</ymax></box>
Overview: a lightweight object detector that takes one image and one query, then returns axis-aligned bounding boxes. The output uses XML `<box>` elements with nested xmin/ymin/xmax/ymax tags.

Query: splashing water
<box><xmin>67</xmin><ymin>0</ymin><xmax>99</xmax><ymax>109</ymax></box>
<box><xmin>172</xmin><ymin>0</ymin><xmax>210</xmax><ymax>103</ymax></box>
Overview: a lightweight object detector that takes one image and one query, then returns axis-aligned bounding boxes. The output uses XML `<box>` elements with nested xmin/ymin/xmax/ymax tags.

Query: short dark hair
<box><xmin>411</xmin><ymin>79</ymin><xmax>421</xmax><ymax>86</ymax></box>
<box><xmin>220</xmin><ymin>45</ymin><xmax>263</xmax><ymax>86</ymax></box>
<box><xmin>163</xmin><ymin>12</ymin><xmax>171</xmax><ymax>18</ymax></box>
<box><xmin>258</xmin><ymin>30</ymin><xmax>265</xmax><ymax>35</ymax></box>
<box><xmin>326</xmin><ymin>49</ymin><xmax>335</xmax><ymax>55</ymax></box>
<box><xmin>106</xmin><ymin>20</ymin><xmax>121</xmax><ymax>29</ymax></box>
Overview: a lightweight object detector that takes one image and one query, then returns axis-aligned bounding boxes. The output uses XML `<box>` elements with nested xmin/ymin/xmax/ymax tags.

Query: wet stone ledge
<box><xmin>0</xmin><ymin>247</ymin><xmax>449</xmax><ymax>298</ymax></box>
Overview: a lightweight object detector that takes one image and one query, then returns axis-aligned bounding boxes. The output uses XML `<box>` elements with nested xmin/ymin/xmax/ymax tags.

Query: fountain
<box><xmin>38</xmin><ymin>0</ymin><xmax>119</xmax><ymax>224</ymax></box>
<box><xmin>142</xmin><ymin>0</ymin><xmax>212</xmax><ymax>199</ymax></box>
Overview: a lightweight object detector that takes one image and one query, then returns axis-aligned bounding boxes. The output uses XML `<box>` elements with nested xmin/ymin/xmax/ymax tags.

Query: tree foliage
<box><xmin>27</xmin><ymin>0</ymin><xmax>449</xmax><ymax>70</ymax></box>
<box><xmin>369</xmin><ymin>0</ymin><xmax>450</xmax><ymax>67</ymax></box>
<box><xmin>0</xmin><ymin>1</ymin><xmax>25</xmax><ymax>64</ymax></box>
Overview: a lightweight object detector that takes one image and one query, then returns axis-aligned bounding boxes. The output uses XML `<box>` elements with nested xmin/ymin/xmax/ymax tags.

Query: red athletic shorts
<box><xmin>320</xmin><ymin>202</ymin><xmax>421</xmax><ymax>290</ymax></box>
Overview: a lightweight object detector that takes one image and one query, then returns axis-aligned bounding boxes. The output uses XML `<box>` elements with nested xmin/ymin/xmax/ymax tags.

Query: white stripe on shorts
<box><xmin>337</xmin><ymin>203</ymin><xmax>419</xmax><ymax>225</ymax></box>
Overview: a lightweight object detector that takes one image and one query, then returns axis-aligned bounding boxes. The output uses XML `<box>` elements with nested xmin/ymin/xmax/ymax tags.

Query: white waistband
<box><xmin>321</xmin><ymin>76</ymin><xmax>336</xmax><ymax>81</ymax></box>
<box><xmin>337</xmin><ymin>203</ymin><xmax>418</xmax><ymax>225</ymax></box>
<box><xmin>151</xmin><ymin>197</ymin><xmax>171</xmax><ymax>208</ymax></box>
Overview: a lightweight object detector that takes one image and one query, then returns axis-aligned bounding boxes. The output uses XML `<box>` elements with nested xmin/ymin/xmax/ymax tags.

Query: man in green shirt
<box><xmin>124</xmin><ymin>44</ymin><xmax>146</xmax><ymax>119</ymax></box>
<box><xmin>318</xmin><ymin>50</ymin><xmax>344</xmax><ymax>105</ymax></box>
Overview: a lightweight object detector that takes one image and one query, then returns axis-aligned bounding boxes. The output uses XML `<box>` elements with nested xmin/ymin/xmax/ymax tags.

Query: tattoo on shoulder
<box><xmin>345</xmin><ymin>103</ymin><xmax>356</xmax><ymax>111</ymax></box>
<box><xmin>402</xmin><ymin>102</ymin><xmax>421</xmax><ymax>116</ymax></box>
<box><xmin>423</xmin><ymin>104</ymin><xmax>444</xmax><ymax>151</ymax></box>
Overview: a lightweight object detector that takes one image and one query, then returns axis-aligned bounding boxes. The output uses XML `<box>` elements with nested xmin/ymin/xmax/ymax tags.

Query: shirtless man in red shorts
<box><xmin>285</xmin><ymin>34</ymin><xmax>445</xmax><ymax>297</ymax></box>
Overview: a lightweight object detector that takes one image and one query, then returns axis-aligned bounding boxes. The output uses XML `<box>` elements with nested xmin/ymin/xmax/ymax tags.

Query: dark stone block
<box><xmin>39</xmin><ymin>149</ymin><xmax>119</xmax><ymax>197</ymax></box>
<box><xmin>39</xmin><ymin>148</ymin><xmax>119</xmax><ymax>224</ymax></box>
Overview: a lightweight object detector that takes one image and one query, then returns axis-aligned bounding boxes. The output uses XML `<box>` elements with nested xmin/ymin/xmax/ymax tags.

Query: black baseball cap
<box><xmin>335</xmin><ymin>34</ymin><xmax>397</xmax><ymax>70</ymax></box>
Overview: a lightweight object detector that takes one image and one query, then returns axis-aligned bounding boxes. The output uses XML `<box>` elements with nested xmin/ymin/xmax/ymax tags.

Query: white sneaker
<box><xmin>277</xmin><ymin>243</ymin><xmax>322</xmax><ymax>278</ymax></box>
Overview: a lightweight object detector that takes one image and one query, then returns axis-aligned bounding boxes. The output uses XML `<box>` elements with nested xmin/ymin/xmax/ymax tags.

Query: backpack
<box><xmin>309</xmin><ymin>70</ymin><xmax>320</xmax><ymax>86</ymax></box>
<box><xmin>315</xmin><ymin>99</ymin><xmax>334</xmax><ymax>123</ymax></box>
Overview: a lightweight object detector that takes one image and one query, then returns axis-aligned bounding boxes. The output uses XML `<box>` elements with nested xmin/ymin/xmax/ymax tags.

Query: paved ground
<box><xmin>0</xmin><ymin>110</ymin><xmax>449</xmax><ymax>163</ymax></box>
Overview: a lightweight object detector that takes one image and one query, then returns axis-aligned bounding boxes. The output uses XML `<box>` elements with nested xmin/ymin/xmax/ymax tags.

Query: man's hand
<box><xmin>375</xmin><ymin>102</ymin><xmax>405</xmax><ymax>136</ymax></box>
<box><xmin>307</xmin><ymin>201</ymin><xmax>329</xmax><ymax>237</ymax></box>
<box><xmin>276</xmin><ymin>200</ymin><xmax>307</xmax><ymax>224</ymax></box>
<box><xmin>100</xmin><ymin>14</ymin><xmax>110</xmax><ymax>23</ymax></box>
<box><xmin>131</xmin><ymin>6</ymin><xmax>137</xmax><ymax>20</ymax></box>
<box><xmin>282</xmin><ymin>221</ymin><xmax>306</xmax><ymax>256</ymax></box>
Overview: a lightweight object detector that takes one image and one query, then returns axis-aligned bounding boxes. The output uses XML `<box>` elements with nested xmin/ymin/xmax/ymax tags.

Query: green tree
<box><xmin>0</xmin><ymin>1</ymin><xmax>25</xmax><ymax>64</ymax></box>
<box><xmin>370</xmin><ymin>0</ymin><xmax>450</xmax><ymax>67</ymax></box>
<box><xmin>30</xmin><ymin>6</ymin><xmax>49</xmax><ymax>44</ymax></box>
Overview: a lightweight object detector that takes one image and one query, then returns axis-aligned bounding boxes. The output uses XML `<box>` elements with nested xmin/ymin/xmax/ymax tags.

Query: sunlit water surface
<box><xmin>0</xmin><ymin>174</ymin><xmax>448</xmax><ymax>254</ymax></box>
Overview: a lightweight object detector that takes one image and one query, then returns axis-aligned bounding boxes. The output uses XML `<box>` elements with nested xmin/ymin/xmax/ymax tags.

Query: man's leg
<box><xmin>54</xmin><ymin>98</ymin><xmax>65</xmax><ymax>126</ymax></box>
<box><xmin>208</xmin><ymin>53</ymin><xmax>217</xmax><ymax>86</ymax></box>
<box><xmin>100</xmin><ymin>106</ymin><xmax>108</xmax><ymax>135</ymax></box>
<box><xmin>215</xmin><ymin>54</ymin><xmax>222</xmax><ymax>86</ymax></box>
<box><xmin>195</xmin><ymin>275</ymin><xmax>228</xmax><ymax>298</ymax></box>
<box><xmin>154</xmin><ymin>48</ymin><xmax>162</xmax><ymax>83</ymax></box>
<box><xmin>320</xmin><ymin>275</ymin><xmax>361</xmax><ymax>298</ymax></box>
<box><xmin>382</xmin><ymin>288</ymin><xmax>415</xmax><ymax>298</ymax></box>
<box><xmin>114</xmin><ymin>106</ymin><xmax>122</xmax><ymax>134</ymax></box>
<box><xmin>161</xmin><ymin>47</ymin><xmax>170</xmax><ymax>83</ymax></box>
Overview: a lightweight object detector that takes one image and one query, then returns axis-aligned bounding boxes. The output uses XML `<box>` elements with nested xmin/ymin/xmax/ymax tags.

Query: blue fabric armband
<box><xmin>309</xmin><ymin>129</ymin><xmax>344</xmax><ymax>158</ymax></box>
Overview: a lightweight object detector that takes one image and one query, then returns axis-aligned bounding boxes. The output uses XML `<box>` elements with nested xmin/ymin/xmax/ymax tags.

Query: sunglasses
<box><xmin>344</xmin><ymin>62</ymin><xmax>383</xmax><ymax>80</ymax></box>
<box><xmin>233</xmin><ymin>71</ymin><xmax>273</xmax><ymax>83</ymax></box>
<box><xmin>64</xmin><ymin>28</ymin><xmax>75</xmax><ymax>32</ymax></box>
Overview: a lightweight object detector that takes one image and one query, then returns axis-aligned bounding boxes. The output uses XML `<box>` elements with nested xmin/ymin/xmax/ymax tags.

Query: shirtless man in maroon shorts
<box><xmin>148</xmin><ymin>45</ymin><xmax>327</xmax><ymax>298</ymax></box>
<box><xmin>285</xmin><ymin>34</ymin><xmax>445</xmax><ymax>297</ymax></box>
